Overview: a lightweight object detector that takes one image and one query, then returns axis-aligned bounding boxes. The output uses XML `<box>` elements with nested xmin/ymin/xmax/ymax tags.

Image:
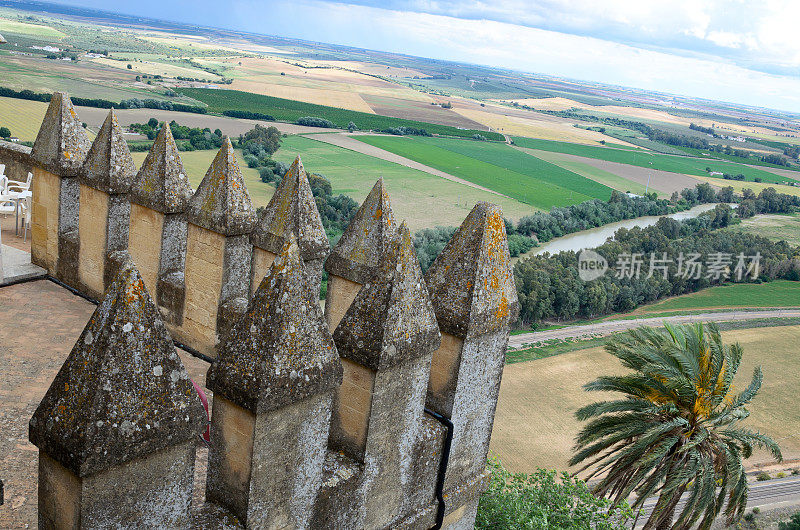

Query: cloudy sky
<box><xmin>61</xmin><ymin>0</ymin><xmax>800</xmax><ymax>112</ymax></box>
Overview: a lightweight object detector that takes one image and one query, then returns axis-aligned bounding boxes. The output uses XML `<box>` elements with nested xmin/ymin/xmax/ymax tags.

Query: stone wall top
<box><xmin>186</xmin><ymin>137</ymin><xmax>256</xmax><ymax>236</ymax></box>
<box><xmin>30</xmin><ymin>92</ymin><xmax>91</xmax><ymax>177</ymax></box>
<box><xmin>424</xmin><ymin>202</ymin><xmax>520</xmax><ymax>338</ymax></box>
<box><xmin>29</xmin><ymin>260</ymin><xmax>206</xmax><ymax>477</ymax></box>
<box><xmin>324</xmin><ymin>178</ymin><xmax>397</xmax><ymax>284</ymax></box>
<box><xmin>208</xmin><ymin>238</ymin><xmax>342</xmax><ymax>413</ymax></box>
<box><xmin>0</xmin><ymin>139</ymin><xmax>32</xmax><ymax>163</ymax></box>
<box><xmin>333</xmin><ymin>222</ymin><xmax>440</xmax><ymax>370</ymax></box>
<box><xmin>129</xmin><ymin>124</ymin><xmax>193</xmax><ymax>213</ymax></box>
<box><xmin>250</xmin><ymin>156</ymin><xmax>329</xmax><ymax>261</ymax></box>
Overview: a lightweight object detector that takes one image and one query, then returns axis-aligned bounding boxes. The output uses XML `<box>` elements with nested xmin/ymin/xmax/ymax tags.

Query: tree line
<box><xmin>514</xmin><ymin>208</ymin><xmax>799</xmax><ymax>326</ymax></box>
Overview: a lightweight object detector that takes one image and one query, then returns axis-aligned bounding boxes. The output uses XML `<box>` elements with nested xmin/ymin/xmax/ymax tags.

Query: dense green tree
<box><xmin>0</xmin><ymin>126</ymin><xmax>10</xmax><ymax>138</ymax></box>
<box><xmin>476</xmin><ymin>457</ymin><xmax>634</xmax><ymax>529</ymax></box>
<box><xmin>571</xmin><ymin>323</ymin><xmax>781</xmax><ymax>529</ymax></box>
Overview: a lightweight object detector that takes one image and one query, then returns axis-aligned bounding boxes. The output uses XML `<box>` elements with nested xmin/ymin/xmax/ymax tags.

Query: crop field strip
<box><xmin>273</xmin><ymin>135</ymin><xmax>535</xmax><ymax>229</ymax></box>
<box><xmin>354</xmin><ymin>135</ymin><xmax>613</xmax><ymax>209</ymax></box>
<box><xmin>177</xmin><ymin>88</ymin><xmax>505</xmax><ymax>140</ymax></box>
<box><xmin>512</xmin><ymin>136</ymin><xmax>796</xmax><ymax>184</ymax></box>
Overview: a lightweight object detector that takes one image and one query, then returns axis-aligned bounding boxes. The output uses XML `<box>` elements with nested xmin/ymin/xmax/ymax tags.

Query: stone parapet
<box><xmin>27</xmin><ymin>92</ymin><xmax>515</xmax><ymax>529</ymax></box>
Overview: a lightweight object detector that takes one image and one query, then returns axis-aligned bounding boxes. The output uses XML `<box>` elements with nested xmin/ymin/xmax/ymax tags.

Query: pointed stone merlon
<box><xmin>71</xmin><ymin>108</ymin><xmax>137</xmax><ymax>298</ymax></box>
<box><xmin>326</xmin><ymin>223</ymin><xmax>441</xmax><ymax>528</ymax></box>
<box><xmin>175</xmin><ymin>137</ymin><xmax>256</xmax><ymax>358</ymax></box>
<box><xmin>323</xmin><ymin>178</ymin><xmax>397</xmax><ymax>332</ymax></box>
<box><xmin>29</xmin><ymin>92</ymin><xmax>91</xmax><ymax>276</ymax></box>
<box><xmin>29</xmin><ymin>261</ymin><xmax>205</xmax><ymax>528</ymax></box>
<box><xmin>128</xmin><ymin>124</ymin><xmax>194</xmax><ymax>326</ymax></box>
<box><xmin>206</xmin><ymin>240</ymin><xmax>342</xmax><ymax>528</ymax></box>
<box><xmin>250</xmin><ymin>156</ymin><xmax>329</xmax><ymax>299</ymax></box>
<box><xmin>423</xmin><ymin>202</ymin><xmax>520</xmax><ymax>526</ymax></box>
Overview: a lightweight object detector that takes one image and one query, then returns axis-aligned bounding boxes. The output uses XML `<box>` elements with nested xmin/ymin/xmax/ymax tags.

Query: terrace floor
<box><xmin>0</xmin><ymin>274</ymin><xmax>213</xmax><ymax>528</ymax></box>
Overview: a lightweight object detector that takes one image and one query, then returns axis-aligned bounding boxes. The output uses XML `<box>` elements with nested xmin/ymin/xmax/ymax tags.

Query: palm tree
<box><xmin>570</xmin><ymin>323</ymin><xmax>781</xmax><ymax>530</ymax></box>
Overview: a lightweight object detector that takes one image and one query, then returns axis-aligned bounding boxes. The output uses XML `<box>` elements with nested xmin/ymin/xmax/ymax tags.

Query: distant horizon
<box><xmin>8</xmin><ymin>0</ymin><xmax>800</xmax><ymax>115</ymax></box>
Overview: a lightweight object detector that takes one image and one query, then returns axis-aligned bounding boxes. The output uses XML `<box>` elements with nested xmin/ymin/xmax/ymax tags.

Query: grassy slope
<box><xmin>512</xmin><ymin>136</ymin><xmax>795</xmax><ymax>184</ymax></box>
<box><xmin>273</xmin><ymin>135</ymin><xmax>534</xmax><ymax>229</ymax></box>
<box><xmin>492</xmin><ymin>325</ymin><xmax>800</xmax><ymax>473</ymax></box>
<box><xmin>355</xmin><ymin>135</ymin><xmax>613</xmax><ymax>209</ymax></box>
<box><xmin>178</xmin><ymin>88</ymin><xmax>504</xmax><ymax>140</ymax></box>
<box><xmin>613</xmin><ymin>281</ymin><xmax>800</xmax><ymax>317</ymax></box>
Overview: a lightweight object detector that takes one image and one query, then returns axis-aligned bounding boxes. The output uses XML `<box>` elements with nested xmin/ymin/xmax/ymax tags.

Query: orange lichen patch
<box><xmin>129</xmin><ymin>125</ymin><xmax>193</xmax><ymax>214</ymax></box>
<box><xmin>186</xmin><ymin>138</ymin><xmax>256</xmax><ymax>236</ymax></box>
<box><xmin>208</xmin><ymin>239</ymin><xmax>341</xmax><ymax>414</ymax></box>
<box><xmin>424</xmin><ymin>202</ymin><xmax>519</xmax><ymax>338</ymax></box>
<box><xmin>325</xmin><ymin>178</ymin><xmax>397</xmax><ymax>284</ymax></box>
<box><xmin>333</xmin><ymin>222</ymin><xmax>440</xmax><ymax>371</ymax></box>
<box><xmin>250</xmin><ymin>156</ymin><xmax>329</xmax><ymax>259</ymax></box>
<box><xmin>31</xmin><ymin>92</ymin><xmax>91</xmax><ymax>175</ymax></box>
<box><xmin>80</xmin><ymin>109</ymin><xmax>136</xmax><ymax>195</ymax></box>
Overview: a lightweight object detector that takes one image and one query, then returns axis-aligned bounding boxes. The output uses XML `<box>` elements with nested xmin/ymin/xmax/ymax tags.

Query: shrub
<box><xmin>744</xmin><ymin>512</ymin><xmax>755</xmax><ymax>522</ymax></box>
<box><xmin>779</xmin><ymin>511</ymin><xmax>800</xmax><ymax>530</ymax></box>
<box><xmin>476</xmin><ymin>457</ymin><xmax>634</xmax><ymax>529</ymax></box>
<box><xmin>753</xmin><ymin>507</ymin><xmax>761</xmax><ymax>514</ymax></box>
<box><xmin>777</xmin><ymin>472</ymin><xmax>787</xmax><ymax>478</ymax></box>
<box><xmin>756</xmin><ymin>472</ymin><xmax>771</xmax><ymax>481</ymax></box>
<box><xmin>792</xmin><ymin>468</ymin><xmax>799</xmax><ymax>475</ymax></box>
<box><xmin>296</xmin><ymin>116</ymin><xmax>335</xmax><ymax>128</ymax></box>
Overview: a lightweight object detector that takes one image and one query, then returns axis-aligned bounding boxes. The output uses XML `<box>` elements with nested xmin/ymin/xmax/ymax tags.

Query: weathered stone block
<box><xmin>128</xmin><ymin>202</ymin><xmax>165</xmax><ymax>296</ymax></box>
<box><xmin>30</xmin><ymin>167</ymin><xmax>62</xmax><ymax>272</ymax></box>
<box><xmin>77</xmin><ymin>183</ymin><xmax>108</xmax><ymax>298</ymax></box>
<box><xmin>180</xmin><ymin>222</ymin><xmax>225</xmax><ymax>356</ymax></box>
<box><xmin>39</xmin><ymin>443</ymin><xmax>197</xmax><ymax>529</ymax></box>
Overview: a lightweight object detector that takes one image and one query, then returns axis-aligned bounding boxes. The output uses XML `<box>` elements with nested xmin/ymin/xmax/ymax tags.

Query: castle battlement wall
<box><xmin>17</xmin><ymin>92</ymin><xmax>520</xmax><ymax>529</ymax></box>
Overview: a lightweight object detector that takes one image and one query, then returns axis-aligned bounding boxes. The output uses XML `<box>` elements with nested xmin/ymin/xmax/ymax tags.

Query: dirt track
<box><xmin>301</xmin><ymin>132</ymin><xmax>511</xmax><ymax>198</ymax></box>
<box><xmin>508</xmin><ymin>308</ymin><xmax>800</xmax><ymax>349</ymax></box>
<box><xmin>515</xmin><ymin>146</ymin><xmax>706</xmax><ymax>194</ymax></box>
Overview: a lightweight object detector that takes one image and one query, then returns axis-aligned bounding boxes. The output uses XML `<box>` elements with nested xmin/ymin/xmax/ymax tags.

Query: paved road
<box><xmin>635</xmin><ymin>476</ymin><xmax>800</xmax><ymax>527</ymax></box>
<box><xmin>509</xmin><ymin>309</ymin><xmax>800</xmax><ymax>349</ymax></box>
<box><xmin>301</xmin><ymin>132</ymin><xmax>512</xmax><ymax>199</ymax></box>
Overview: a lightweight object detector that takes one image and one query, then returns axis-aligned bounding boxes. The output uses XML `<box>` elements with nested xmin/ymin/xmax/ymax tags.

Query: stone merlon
<box><xmin>29</xmin><ymin>260</ymin><xmax>206</xmax><ymax>478</ymax></box>
<box><xmin>186</xmin><ymin>137</ymin><xmax>256</xmax><ymax>235</ymax></box>
<box><xmin>333</xmin><ymin>222</ymin><xmax>441</xmax><ymax>370</ymax></box>
<box><xmin>324</xmin><ymin>178</ymin><xmax>397</xmax><ymax>283</ymax></box>
<box><xmin>129</xmin><ymin>123</ymin><xmax>193</xmax><ymax>213</ymax></box>
<box><xmin>208</xmin><ymin>238</ymin><xmax>342</xmax><ymax>413</ymax></box>
<box><xmin>30</xmin><ymin>92</ymin><xmax>91</xmax><ymax>176</ymax></box>
<box><xmin>250</xmin><ymin>156</ymin><xmax>329</xmax><ymax>260</ymax></box>
<box><xmin>80</xmin><ymin>109</ymin><xmax>137</xmax><ymax>195</ymax></box>
<box><xmin>424</xmin><ymin>202</ymin><xmax>520</xmax><ymax>338</ymax></box>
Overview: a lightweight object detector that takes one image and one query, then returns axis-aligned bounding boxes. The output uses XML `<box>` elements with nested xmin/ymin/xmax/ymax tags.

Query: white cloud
<box><xmin>244</xmin><ymin>0</ymin><xmax>800</xmax><ymax>111</ymax></box>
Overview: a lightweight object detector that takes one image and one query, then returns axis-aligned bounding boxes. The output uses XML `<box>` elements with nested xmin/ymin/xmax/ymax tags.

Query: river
<box><xmin>531</xmin><ymin>203</ymin><xmax>722</xmax><ymax>256</ymax></box>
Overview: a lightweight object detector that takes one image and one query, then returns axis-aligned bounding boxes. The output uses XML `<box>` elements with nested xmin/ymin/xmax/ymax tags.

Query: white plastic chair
<box><xmin>7</xmin><ymin>171</ymin><xmax>32</xmax><ymax>194</ymax></box>
<box><xmin>21</xmin><ymin>194</ymin><xmax>32</xmax><ymax>242</ymax></box>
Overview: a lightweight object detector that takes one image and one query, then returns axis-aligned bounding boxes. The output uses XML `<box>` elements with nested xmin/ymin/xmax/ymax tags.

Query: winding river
<box><xmin>531</xmin><ymin>203</ymin><xmax>722</xmax><ymax>256</ymax></box>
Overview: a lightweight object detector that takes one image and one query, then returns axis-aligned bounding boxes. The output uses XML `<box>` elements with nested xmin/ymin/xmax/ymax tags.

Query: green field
<box><xmin>616</xmin><ymin>281</ymin><xmax>800</xmax><ymax>317</ymax></box>
<box><xmin>512</xmin><ymin>136</ymin><xmax>796</xmax><ymax>184</ymax></box>
<box><xmin>530</xmin><ymin>150</ymin><xmax>650</xmax><ymax>195</ymax></box>
<box><xmin>355</xmin><ymin>135</ymin><xmax>613</xmax><ymax>209</ymax></box>
<box><xmin>273</xmin><ymin>135</ymin><xmax>534</xmax><ymax>229</ymax></box>
<box><xmin>178</xmin><ymin>88</ymin><xmax>504</xmax><ymax>140</ymax></box>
